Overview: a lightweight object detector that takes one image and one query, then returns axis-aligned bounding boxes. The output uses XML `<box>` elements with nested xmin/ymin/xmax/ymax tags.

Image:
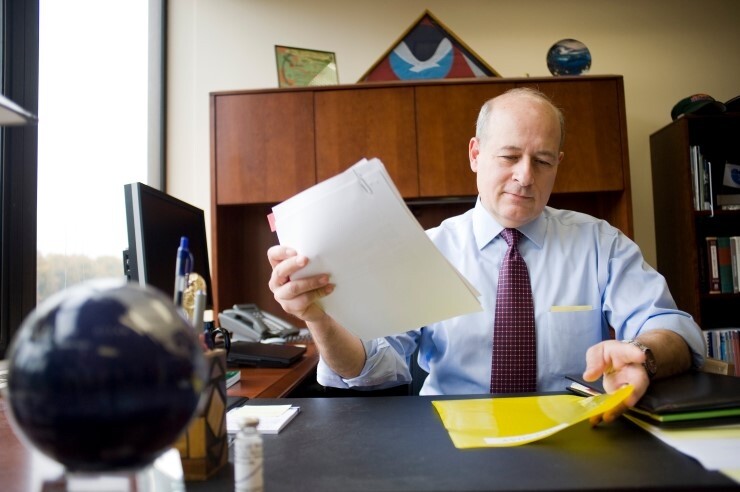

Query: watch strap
<box><xmin>623</xmin><ymin>339</ymin><xmax>657</xmax><ymax>379</ymax></box>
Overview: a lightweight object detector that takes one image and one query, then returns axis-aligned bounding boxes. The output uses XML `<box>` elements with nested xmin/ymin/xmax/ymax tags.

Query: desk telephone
<box><xmin>218</xmin><ymin>304</ymin><xmax>300</xmax><ymax>342</ymax></box>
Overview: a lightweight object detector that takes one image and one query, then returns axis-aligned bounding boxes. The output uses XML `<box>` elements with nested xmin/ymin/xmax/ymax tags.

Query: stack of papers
<box><xmin>271</xmin><ymin>158</ymin><xmax>482</xmax><ymax>339</ymax></box>
<box><xmin>226</xmin><ymin>405</ymin><xmax>300</xmax><ymax>434</ymax></box>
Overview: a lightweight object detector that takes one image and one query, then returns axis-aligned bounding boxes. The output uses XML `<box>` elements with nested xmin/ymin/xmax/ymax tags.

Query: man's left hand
<box><xmin>583</xmin><ymin>339</ymin><xmax>650</xmax><ymax>425</ymax></box>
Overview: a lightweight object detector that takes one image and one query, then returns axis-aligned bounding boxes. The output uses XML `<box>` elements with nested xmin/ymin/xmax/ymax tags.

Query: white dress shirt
<box><xmin>317</xmin><ymin>199</ymin><xmax>705</xmax><ymax>394</ymax></box>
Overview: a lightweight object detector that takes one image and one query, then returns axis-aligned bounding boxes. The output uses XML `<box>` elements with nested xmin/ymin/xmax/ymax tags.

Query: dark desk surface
<box><xmin>195</xmin><ymin>395</ymin><xmax>739</xmax><ymax>492</ymax></box>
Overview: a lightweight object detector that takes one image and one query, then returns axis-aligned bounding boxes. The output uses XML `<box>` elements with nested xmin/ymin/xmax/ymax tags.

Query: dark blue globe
<box><xmin>547</xmin><ymin>38</ymin><xmax>591</xmax><ymax>76</ymax></box>
<box><xmin>6</xmin><ymin>279</ymin><xmax>207</xmax><ymax>472</ymax></box>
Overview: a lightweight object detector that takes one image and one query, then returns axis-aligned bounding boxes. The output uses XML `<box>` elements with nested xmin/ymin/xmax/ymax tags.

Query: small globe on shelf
<box><xmin>546</xmin><ymin>38</ymin><xmax>591</xmax><ymax>76</ymax></box>
<box><xmin>5</xmin><ymin>279</ymin><xmax>207</xmax><ymax>473</ymax></box>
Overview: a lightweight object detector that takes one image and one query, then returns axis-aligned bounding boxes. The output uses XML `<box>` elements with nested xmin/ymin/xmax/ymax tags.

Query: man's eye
<box><xmin>535</xmin><ymin>159</ymin><xmax>554</xmax><ymax>167</ymax></box>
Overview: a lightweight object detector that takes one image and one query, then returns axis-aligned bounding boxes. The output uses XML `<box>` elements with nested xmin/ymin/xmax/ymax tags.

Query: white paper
<box><xmin>272</xmin><ymin>158</ymin><xmax>482</xmax><ymax>339</ymax></box>
<box><xmin>227</xmin><ymin>405</ymin><xmax>300</xmax><ymax>434</ymax></box>
<box><xmin>626</xmin><ymin>415</ymin><xmax>740</xmax><ymax>476</ymax></box>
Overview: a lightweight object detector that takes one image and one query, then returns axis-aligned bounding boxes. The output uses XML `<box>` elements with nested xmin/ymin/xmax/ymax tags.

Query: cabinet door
<box><xmin>517</xmin><ymin>79</ymin><xmax>626</xmax><ymax>193</ymax></box>
<box><xmin>213</xmin><ymin>92</ymin><xmax>316</xmax><ymax>204</ymax></box>
<box><xmin>416</xmin><ymin>82</ymin><xmax>515</xmax><ymax>197</ymax></box>
<box><xmin>314</xmin><ymin>87</ymin><xmax>418</xmax><ymax>197</ymax></box>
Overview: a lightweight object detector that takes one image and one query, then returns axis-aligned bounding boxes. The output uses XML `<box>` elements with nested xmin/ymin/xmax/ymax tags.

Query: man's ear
<box><xmin>469</xmin><ymin>137</ymin><xmax>480</xmax><ymax>172</ymax></box>
<box><xmin>558</xmin><ymin>151</ymin><xmax>565</xmax><ymax>164</ymax></box>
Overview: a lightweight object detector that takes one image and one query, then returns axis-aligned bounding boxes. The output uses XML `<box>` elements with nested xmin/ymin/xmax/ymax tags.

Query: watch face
<box><xmin>624</xmin><ymin>339</ymin><xmax>657</xmax><ymax>378</ymax></box>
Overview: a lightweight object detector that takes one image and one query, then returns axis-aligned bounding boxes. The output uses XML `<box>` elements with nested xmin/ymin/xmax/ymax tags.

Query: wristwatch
<box><xmin>623</xmin><ymin>339</ymin><xmax>657</xmax><ymax>379</ymax></box>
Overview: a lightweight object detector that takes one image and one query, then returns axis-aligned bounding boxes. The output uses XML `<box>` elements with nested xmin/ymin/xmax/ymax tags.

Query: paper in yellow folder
<box><xmin>432</xmin><ymin>384</ymin><xmax>633</xmax><ymax>448</ymax></box>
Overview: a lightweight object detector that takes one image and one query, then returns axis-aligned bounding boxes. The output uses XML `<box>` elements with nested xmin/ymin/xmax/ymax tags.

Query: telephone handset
<box><xmin>218</xmin><ymin>303</ymin><xmax>300</xmax><ymax>342</ymax></box>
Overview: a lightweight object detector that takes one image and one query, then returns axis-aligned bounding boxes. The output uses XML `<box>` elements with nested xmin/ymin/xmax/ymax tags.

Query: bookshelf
<box><xmin>650</xmin><ymin>114</ymin><xmax>740</xmax><ymax>331</ymax></box>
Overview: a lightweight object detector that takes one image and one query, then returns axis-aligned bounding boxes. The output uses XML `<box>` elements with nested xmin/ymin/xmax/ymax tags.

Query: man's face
<box><xmin>469</xmin><ymin>96</ymin><xmax>564</xmax><ymax>228</ymax></box>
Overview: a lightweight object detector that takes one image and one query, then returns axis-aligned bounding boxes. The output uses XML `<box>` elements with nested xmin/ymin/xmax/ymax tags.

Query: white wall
<box><xmin>167</xmin><ymin>0</ymin><xmax>740</xmax><ymax>267</ymax></box>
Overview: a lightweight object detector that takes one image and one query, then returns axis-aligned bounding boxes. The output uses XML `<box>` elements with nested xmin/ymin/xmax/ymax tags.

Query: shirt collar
<box><xmin>472</xmin><ymin>197</ymin><xmax>547</xmax><ymax>251</ymax></box>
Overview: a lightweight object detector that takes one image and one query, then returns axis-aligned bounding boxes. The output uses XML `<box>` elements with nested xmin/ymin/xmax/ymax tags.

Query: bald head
<box><xmin>468</xmin><ymin>86</ymin><xmax>564</xmax><ymax>228</ymax></box>
<box><xmin>476</xmin><ymin>88</ymin><xmax>565</xmax><ymax>150</ymax></box>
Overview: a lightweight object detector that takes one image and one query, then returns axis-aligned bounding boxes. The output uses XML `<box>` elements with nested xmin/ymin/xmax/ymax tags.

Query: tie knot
<box><xmin>501</xmin><ymin>228</ymin><xmax>522</xmax><ymax>248</ymax></box>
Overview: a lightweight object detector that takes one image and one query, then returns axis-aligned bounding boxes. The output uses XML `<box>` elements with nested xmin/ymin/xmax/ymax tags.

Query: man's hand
<box><xmin>583</xmin><ymin>339</ymin><xmax>650</xmax><ymax>425</ymax></box>
<box><xmin>267</xmin><ymin>245</ymin><xmax>334</xmax><ymax>324</ymax></box>
<box><xmin>583</xmin><ymin>330</ymin><xmax>693</xmax><ymax>426</ymax></box>
<box><xmin>267</xmin><ymin>245</ymin><xmax>367</xmax><ymax>378</ymax></box>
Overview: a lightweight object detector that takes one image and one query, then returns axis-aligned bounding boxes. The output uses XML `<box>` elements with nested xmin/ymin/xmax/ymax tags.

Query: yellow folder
<box><xmin>433</xmin><ymin>385</ymin><xmax>633</xmax><ymax>448</ymax></box>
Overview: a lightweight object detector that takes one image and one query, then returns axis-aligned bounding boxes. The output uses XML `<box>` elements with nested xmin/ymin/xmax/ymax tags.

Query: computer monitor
<box><xmin>123</xmin><ymin>182</ymin><xmax>213</xmax><ymax>309</ymax></box>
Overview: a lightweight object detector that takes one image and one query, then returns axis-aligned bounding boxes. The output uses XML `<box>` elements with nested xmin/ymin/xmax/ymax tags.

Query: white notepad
<box><xmin>226</xmin><ymin>405</ymin><xmax>300</xmax><ymax>434</ymax></box>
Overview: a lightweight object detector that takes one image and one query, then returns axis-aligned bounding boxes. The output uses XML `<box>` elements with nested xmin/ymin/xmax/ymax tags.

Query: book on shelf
<box><xmin>705</xmin><ymin>328</ymin><xmax>740</xmax><ymax>377</ymax></box>
<box><xmin>717</xmin><ymin>236</ymin><xmax>734</xmax><ymax>293</ymax></box>
<box><xmin>703</xmin><ymin>156</ymin><xmax>714</xmax><ymax>211</ymax></box>
<box><xmin>731</xmin><ymin>236</ymin><xmax>740</xmax><ymax>293</ymax></box>
<box><xmin>225</xmin><ymin>369</ymin><xmax>241</xmax><ymax>388</ymax></box>
<box><xmin>689</xmin><ymin>146</ymin><xmax>701</xmax><ymax>211</ymax></box>
<box><xmin>689</xmin><ymin>146</ymin><xmax>715</xmax><ymax>211</ymax></box>
<box><xmin>701</xmin><ymin>357</ymin><xmax>735</xmax><ymax>376</ymax></box>
<box><xmin>705</xmin><ymin>236</ymin><xmax>740</xmax><ymax>294</ymax></box>
<box><xmin>717</xmin><ymin>194</ymin><xmax>740</xmax><ymax>206</ymax></box>
<box><xmin>705</xmin><ymin>237</ymin><xmax>721</xmax><ymax>294</ymax></box>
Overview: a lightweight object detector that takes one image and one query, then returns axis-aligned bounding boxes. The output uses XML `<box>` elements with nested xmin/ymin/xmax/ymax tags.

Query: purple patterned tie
<box><xmin>490</xmin><ymin>228</ymin><xmax>537</xmax><ymax>393</ymax></box>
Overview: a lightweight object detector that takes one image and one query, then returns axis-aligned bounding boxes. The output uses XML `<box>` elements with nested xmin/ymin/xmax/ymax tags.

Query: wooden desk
<box><xmin>0</xmin><ymin>398</ymin><xmax>34</xmax><ymax>492</ymax></box>
<box><xmin>227</xmin><ymin>342</ymin><xmax>319</xmax><ymax>399</ymax></box>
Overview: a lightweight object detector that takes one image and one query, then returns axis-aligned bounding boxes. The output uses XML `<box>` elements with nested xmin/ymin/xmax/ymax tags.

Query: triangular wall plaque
<box><xmin>359</xmin><ymin>10</ymin><xmax>500</xmax><ymax>82</ymax></box>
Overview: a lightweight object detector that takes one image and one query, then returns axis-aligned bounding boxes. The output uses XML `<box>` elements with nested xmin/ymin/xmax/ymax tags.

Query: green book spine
<box><xmin>718</xmin><ymin>236</ymin><xmax>733</xmax><ymax>293</ymax></box>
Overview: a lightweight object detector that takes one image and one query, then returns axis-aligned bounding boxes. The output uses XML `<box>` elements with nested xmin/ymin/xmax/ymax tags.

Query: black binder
<box><xmin>227</xmin><ymin>341</ymin><xmax>306</xmax><ymax>368</ymax></box>
<box><xmin>565</xmin><ymin>371</ymin><xmax>740</xmax><ymax>426</ymax></box>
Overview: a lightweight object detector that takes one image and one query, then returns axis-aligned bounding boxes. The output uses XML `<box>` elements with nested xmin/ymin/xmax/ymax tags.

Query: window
<box><xmin>0</xmin><ymin>0</ymin><xmax>164</xmax><ymax>358</ymax></box>
<box><xmin>36</xmin><ymin>0</ymin><xmax>164</xmax><ymax>304</ymax></box>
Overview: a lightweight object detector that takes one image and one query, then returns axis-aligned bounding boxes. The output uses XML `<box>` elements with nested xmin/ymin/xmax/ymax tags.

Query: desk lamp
<box><xmin>0</xmin><ymin>93</ymin><xmax>37</xmax><ymax>125</ymax></box>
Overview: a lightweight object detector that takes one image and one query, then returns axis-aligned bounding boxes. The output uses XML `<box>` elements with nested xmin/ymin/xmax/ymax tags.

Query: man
<box><xmin>267</xmin><ymin>88</ymin><xmax>705</xmax><ymax>422</ymax></box>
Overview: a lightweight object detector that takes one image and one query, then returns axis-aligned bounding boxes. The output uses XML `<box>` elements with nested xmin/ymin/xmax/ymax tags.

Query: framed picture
<box><xmin>359</xmin><ymin>10</ymin><xmax>500</xmax><ymax>82</ymax></box>
<box><xmin>275</xmin><ymin>46</ymin><xmax>338</xmax><ymax>88</ymax></box>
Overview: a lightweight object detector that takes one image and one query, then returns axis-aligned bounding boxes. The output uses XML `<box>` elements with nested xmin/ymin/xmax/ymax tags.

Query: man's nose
<box><xmin>512</xmin><ymin>157</ymin><xmax>535</xmax><ymax>187</ymax></box>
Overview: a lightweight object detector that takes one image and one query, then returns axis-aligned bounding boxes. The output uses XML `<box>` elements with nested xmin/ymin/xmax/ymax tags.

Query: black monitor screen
<box><xmin>123</xmin><ymin>182</ymin><xmax>213</xmax><ymax>309</ymax></box>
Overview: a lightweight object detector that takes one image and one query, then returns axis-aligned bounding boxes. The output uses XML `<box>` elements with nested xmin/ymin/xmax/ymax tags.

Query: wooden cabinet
<box><xmin>212</xmin><ymin>91</ymin><xmax>316</xmax><ymax>204</ymax></box>
<box><xmin>415</xmin><ymin>82</ymin><xmax>514</xmax><ymax>197</ymax></box>
<box><xmin>210</xmin><ymin>75</ymin><xmax>632</xmax><ymax>318</ymax></box>
<box><xmin>314</xmin><ymin>87</ymin><xmax>419</xmax><ymax>196</ymax></box>
<box><xmin>650</xmin><ymin>114</ymin><xmax>740</xmax><ymax>329</ymax></box>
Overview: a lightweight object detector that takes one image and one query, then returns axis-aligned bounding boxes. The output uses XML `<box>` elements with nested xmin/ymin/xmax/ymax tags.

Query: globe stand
<box><xmin>40</xmin><ymin>473</ymin><xmax>137</xmax><ymax>492</ymax></box>
<box><xmin>31</xmin><ymin>448</ymin><xmax>185</xmax><ymax>492</ymax></box>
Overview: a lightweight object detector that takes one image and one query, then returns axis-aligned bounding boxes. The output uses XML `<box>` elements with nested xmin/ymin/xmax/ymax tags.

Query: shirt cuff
<box><xmin>316</xmin><ymin>338</ymin><xmax>411</xmax><ymax>390</ymax></box>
